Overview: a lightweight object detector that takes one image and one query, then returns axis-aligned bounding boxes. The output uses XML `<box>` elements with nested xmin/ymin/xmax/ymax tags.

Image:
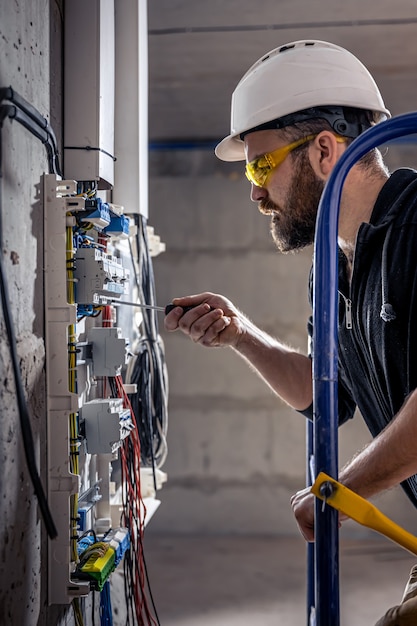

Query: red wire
<box><xmin>102</xmin><ymin>305</ymin><xmax>113</xmax><ymax>328</ymax></box>
<box><xmin>116</xmin><ymin>374</ymin><xmax>158</xmax><ymax>625</ymax></box>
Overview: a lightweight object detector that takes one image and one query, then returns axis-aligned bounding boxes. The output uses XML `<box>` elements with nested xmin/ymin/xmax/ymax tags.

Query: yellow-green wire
<box><xmin>66</xmin><ymin>225</ymin><xmax>75</xmax><ymax>305</ymax></box>
<box><xmin>72</xmin><ymin>598</ymin><xmax>85</xmax><ymax>626</ymax></box>
<box><xmin>67</xmin><ymin>226</ymin><xmax>79</xmax><ymax>563</ymax></box>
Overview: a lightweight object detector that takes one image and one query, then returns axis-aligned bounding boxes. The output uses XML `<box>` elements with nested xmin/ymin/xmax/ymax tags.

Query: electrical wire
<box><xmin>0</xmin><ymin>86</ymin><xmax>61</xmax><ymax>175</ymax></box>
<box><xmin>100</xmin><ymin>581</ymin><xmax>113</xmax><ymax>626</ymax></box>
<box><xmin>92</xmin><ymin>590</ymin><xmax>96</xmax><ymax>626</ymax></box>
<box><xmin>103</xmin><ymin>308</ymin><xmax>160</xmax><ymax>625</ymax></box>
<box><xmin>0</xmin><ymin>86</ymin><xmax>62</xmax><ymax>539</ymax></box>
<box><xmin>67</xmin><ymin>197</ymin><xmax>164</xmax><ymax>621</ymax></box>
<box><xmin>67</xmin><ymin>231</ymin><xmax>81</xmax><ymax>561</ymax></box>
<box><xmin>117</xmin><ymin>374</ymin><xmax>160</xmax><ymax>626</ymax></box>
<box><xmin>0</xmin><ymin>121</ymin><xmax>57</xmax><ymax>539</ymax></box>
<box><xmin>72</xmin><ymin>598</ymin><xmax>85</xmax><ymax>626</ymax></box>
<box><xmin>127</xmin><ymin>215</ymin><xmax>168</xmax><ymax>478</ymax></box>
<box><xmin>79</xmin><ymin>529</ymin><xmax>98</xmax><ymax>543</ymax></box>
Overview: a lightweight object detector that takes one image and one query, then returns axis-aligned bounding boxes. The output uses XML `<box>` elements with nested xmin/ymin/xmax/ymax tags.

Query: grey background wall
<box><xmin>1</xmin><ymin>2</ymin><xmax>417</xmax><ymax>625</ymax></box>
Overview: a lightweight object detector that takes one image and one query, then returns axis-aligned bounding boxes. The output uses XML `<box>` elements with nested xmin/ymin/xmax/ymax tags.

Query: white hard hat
<box><xmin>215</xmin><ymin>40</ymin><xmax>390</xmax><ymax>162</ymax></box>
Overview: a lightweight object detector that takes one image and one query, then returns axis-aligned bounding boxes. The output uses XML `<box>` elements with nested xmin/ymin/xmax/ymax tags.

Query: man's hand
<box><xmin>164</xmin><ymin>292</ymin><xmax>244</xmax><ymax>348</ymax></box>
<box><xmin>164</xmin><ymin>292</ymin><xmax>314</xmax><ymax>411</ymax></box>
<box><xmin>291</xmin><ymin>484</ymin><xmax>347</xmax><ymax>541</ymax></box>
<box><xmin>290</xmin><ymin>487</ymin><xmax>316</xmax><ymax>542</ymax></box>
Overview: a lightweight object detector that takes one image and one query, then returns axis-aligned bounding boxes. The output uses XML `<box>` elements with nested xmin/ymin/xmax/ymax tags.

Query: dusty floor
<box><xmin>112</xmin><ymin>533</ymin><xmax>417</xmax><ymax>626</ymax></box>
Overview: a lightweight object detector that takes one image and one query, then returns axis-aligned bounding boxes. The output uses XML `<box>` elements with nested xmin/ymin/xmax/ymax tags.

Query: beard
<box><xmin>259</xmin><ymin>153</ymin><xmax>325</xmax><ymax>253</ymax></box>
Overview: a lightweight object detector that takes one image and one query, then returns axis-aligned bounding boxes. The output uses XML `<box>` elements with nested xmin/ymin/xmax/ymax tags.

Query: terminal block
<box><xmin>88</xmin><ymin>327</ymin><xmax>128</xmax><ymax>377</ymax></box>
<box><xmin>104</xmin><ymin>214</ymin><xmax>130</xmax><ymax>238</ymax></box>
<box><xmin>103</xmin><ymin>527</ymin><xmax>130</xmax><ymax>566</ymax></box>
<box><xmin>74</xmin><ymin>247</ymin><xmax>130</xmax><ymax>304</ymax></box>
<box><xmin>79</xmin><ymin>197</ymin><xmax>111</xmax><ymax>229</ymax></box>
<box><xmin>77</xmin><ymin>544</ymin><xmax>116</xmax><ymax>591</ymax></box>
<box><xmin>82</xmin><ymin>398</ymin><xmax>134</xmax><ymax>454</ymax></box>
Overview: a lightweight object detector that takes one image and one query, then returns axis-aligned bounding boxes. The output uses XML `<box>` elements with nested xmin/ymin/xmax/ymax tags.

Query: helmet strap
<box><xmin>240</xmin><ymin>106</ymin><xmax>378</xmax><ymax>141</ymax></box>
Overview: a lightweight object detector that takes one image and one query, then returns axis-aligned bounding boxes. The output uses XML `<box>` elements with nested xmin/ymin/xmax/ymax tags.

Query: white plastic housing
<box><xmin>44</xmin><ymin>175</ymin><xmax>90</xmax><ymax>604</ymax></box>
<box><xmin>113</xmin><ymin>0</ymin><xmax>148</xmax><ymax>216</ymax></box>
<box><xmin>83</xmin><ymin>399</ymin><xmax>134</xmax><ymax>454</ymax></box>
<box><xmin>88</xmin><ymin>326</ymin><xmax>128</xmax><ymax>376</ymax></box>
<box><xmin>64</xmin><ymin>0</ymin><xmax>115</xmax><ymax>188</ymax></box>
<box><xmin>74</xmin><ymin>247</ymin><xmax>130</xmax><ymax>304</ymax></box>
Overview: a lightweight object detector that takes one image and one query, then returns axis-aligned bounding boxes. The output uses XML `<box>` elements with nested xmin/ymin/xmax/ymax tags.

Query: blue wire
<box><xmin>99</xmin><ymin>581</ymin><xmax>113</xmax><ymax>626</ymax></box>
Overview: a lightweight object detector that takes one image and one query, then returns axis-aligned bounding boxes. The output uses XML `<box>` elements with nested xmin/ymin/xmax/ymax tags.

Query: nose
<box><xmin>250</xmin><ymin>183</ymin><xmax>268</xmax><ymax>203</ymax></box>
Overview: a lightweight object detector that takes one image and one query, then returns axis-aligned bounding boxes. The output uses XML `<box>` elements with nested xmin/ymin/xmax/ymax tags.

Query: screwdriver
<box><xmin>110</xmin><ymin>300</ymin><xmax>196</xmax><ymax>315</ymax></box>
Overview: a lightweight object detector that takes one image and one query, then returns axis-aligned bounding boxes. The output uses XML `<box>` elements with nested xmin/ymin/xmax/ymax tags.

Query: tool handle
<box><xmin>164</xmin><ymin>304</ymin><xmax>196</xmax><ymax>315</ymax></box>
<box><xmin>312</xmin><ymin>472</ymin><xmax>417</xmax><ymax>556</ymax></box>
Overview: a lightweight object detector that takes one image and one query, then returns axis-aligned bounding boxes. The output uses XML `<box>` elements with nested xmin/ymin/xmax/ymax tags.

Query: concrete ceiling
<box><xmin>147</xmin><ymin>1</ymin><xmax>417</xmax><ymax>145</ymax></box>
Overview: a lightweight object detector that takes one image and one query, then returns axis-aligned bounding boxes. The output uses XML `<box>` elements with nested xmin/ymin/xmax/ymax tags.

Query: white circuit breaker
<box><xmin>74</xmin><ymin>248</ymin><xmax>130</xmax><ymax>304</ymax></box>
<box><xmin>88</xmin><ymin>326</ymin><xmax>129</xmax><ymax>377</ymax></box>
<box><xmin>82</xmin><ymin>398</ymin><xmax>134</xmax><ymax>454</ymax></box>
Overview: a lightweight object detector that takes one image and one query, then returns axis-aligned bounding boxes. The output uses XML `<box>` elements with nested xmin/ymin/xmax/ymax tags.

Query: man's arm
<box><xmin>164</xmin><ymin>291</ymin><xmax>313</xmax><ymax>411</ymax></box>
<box><xmin>291</xmin><ymin>390</ymin><xmax>417</xmax><ymax>541</ymax></box>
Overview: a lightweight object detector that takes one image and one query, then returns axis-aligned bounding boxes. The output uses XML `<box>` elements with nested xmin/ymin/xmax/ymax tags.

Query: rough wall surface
<box><xmin>0</xmin><ymin>3</ymin><xmax>49</xmax><ymax>624</ymax></box>
<box><xmin>0</xmin><ymin>2</ymin><xmax>74</xmax><ymax>625</ymax></box>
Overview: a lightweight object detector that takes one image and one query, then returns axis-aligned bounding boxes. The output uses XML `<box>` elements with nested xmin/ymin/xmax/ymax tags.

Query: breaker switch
<box><xmin>88</xmin><ymin>327</ymin><xmax>128</xmax><ymax>377</ymax></box>
<box><xmin>82</xmin><ymin>398</ymin><xmax>134</xmax><ymax>455</ymax></box>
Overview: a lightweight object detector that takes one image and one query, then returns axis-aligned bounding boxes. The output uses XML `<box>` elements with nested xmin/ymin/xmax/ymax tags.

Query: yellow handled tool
<box><xmin>311</xmin><ymin>472</ymin><xmax>417</xmax><ymax>556</ymax></box>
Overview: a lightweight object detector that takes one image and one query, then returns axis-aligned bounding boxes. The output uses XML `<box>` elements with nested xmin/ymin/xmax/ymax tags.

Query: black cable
<box><xmin>91</xmin><ymin>590</ymin><xmax>96</xmax><ymax>626</ymax></box>
<box><xmin>127</xmin><ymin>214</ymin><xmax>168</xmax><ymax>476</ymax></box>
<box><xmin>139</xmin><ymin>534</ymin><xmax>161</xmax><ymax>626</ymax></box>
<box><xmin>0</xmin><ymin>124</ymin><xmax>57</xmax><ymax>539</ymax></box>
<box><xmin>0</xmin><ymin>86</ymin><xmax>62</xmax><ymax>175</ymax></box>
<box><xmin>123</xmin><ymin>548</ymin><xmax>136</xmax><ymax>626</ymax></box>
<box><xmin>1</xmin><ymin>105</ymin><xmax>59</xmax><ymax>176</ymax></box>
<box><xmin>0</xmin><ymin>87</ymin><xmax>65</xmax><ymax>539</ymax></box>
<box><xmin>79</xmin><ymin>528</ymin><xmax>98</xmax><ymax>543</ymax></box>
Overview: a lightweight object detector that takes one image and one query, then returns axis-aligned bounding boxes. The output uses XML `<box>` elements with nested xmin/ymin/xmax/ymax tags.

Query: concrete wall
<box><xmin>0</xmin><ymin>2</ymin><xmax>76</xmax><ymax>625</ymax></box>
<box><xmin>148</xmin><ymin>149</ymin><xmax>417</xmax><ymax>538</ymax></box>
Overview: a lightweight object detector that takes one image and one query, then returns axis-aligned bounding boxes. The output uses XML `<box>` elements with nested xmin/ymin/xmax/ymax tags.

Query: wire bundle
<box><xmin>72</xmin><ymin>598</ymin><xmax>85</xmax><ymax>626</ymax></box>
<box><xmin>100</xmin><ymin>581</ymin><xmax>113</xmax><ymax>626</ymax></box>
<box><xmin>127</xmin><ymin>214</ymin><xmax>168</xmax><ymax>473</ymax></box>
<box><xmin>0</xmin><ymin>87</ymin><xmax>61</xmax><ymax>176</ymax></box>
<box><xmin>113</xmin><ymin>375</ymin><xmax>159</xmax><ymax>626</ymax></box>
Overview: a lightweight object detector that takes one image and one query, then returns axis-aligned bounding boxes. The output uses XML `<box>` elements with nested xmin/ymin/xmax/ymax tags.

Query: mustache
<box><xmin>258</xmin><ymin>198</ymin><xmax>280</xmax><ymax>215</ymax></box>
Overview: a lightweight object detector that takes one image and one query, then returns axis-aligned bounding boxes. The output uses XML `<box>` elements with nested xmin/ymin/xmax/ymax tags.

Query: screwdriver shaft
<box><xmin>110</xmin><ymin>300</ymin><xmax>196</xmax><ymax>315</ymax></box>
<box><xmin>111</xmin><ymin>299</ymin><xmax>166</xmax><ymax>312</ymax></box>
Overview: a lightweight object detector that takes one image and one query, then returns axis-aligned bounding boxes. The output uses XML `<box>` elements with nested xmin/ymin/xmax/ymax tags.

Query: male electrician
<box><xmin>165</xmin><ymin>41</ymin><xmax>417</xmax><ymax>624</ymax></box>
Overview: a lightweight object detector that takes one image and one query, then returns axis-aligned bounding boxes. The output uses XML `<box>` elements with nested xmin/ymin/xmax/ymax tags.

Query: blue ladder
<box><xmin>308</xmin><ymin>111</ymin><xmax>417</xmax><ymax>626</ymax></box>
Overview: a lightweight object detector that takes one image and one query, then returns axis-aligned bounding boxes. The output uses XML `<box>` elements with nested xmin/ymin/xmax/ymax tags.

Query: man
<box><xmin>164</xmin><ymin>40</ymin><xmax>417</xmax><ymax>623</ymax></box>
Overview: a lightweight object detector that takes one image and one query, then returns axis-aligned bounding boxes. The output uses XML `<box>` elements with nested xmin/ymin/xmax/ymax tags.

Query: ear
<box><xmin>309</xmin><ymin>131</ymin><xmax>345</xmax><ymax>180</ymax></box>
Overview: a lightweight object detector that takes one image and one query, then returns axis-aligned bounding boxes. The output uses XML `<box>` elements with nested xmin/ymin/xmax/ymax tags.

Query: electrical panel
<box><xmin>44</xmin><ymin>173</ymin><xmax>167</xmax><ymax>607</ymax></box>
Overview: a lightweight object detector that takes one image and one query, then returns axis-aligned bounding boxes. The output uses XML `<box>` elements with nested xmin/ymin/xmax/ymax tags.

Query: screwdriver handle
<box><xmin>164</xmin><ymin>304</ymin><xmax>197</xmax><ymax>315</ymax></box>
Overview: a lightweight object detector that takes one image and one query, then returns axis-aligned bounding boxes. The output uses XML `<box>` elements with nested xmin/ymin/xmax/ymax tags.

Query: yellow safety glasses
<box><xmin>245</xmin><ymin>134</ymin><xmax>318</xmax><ymax>187</ymax></box>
